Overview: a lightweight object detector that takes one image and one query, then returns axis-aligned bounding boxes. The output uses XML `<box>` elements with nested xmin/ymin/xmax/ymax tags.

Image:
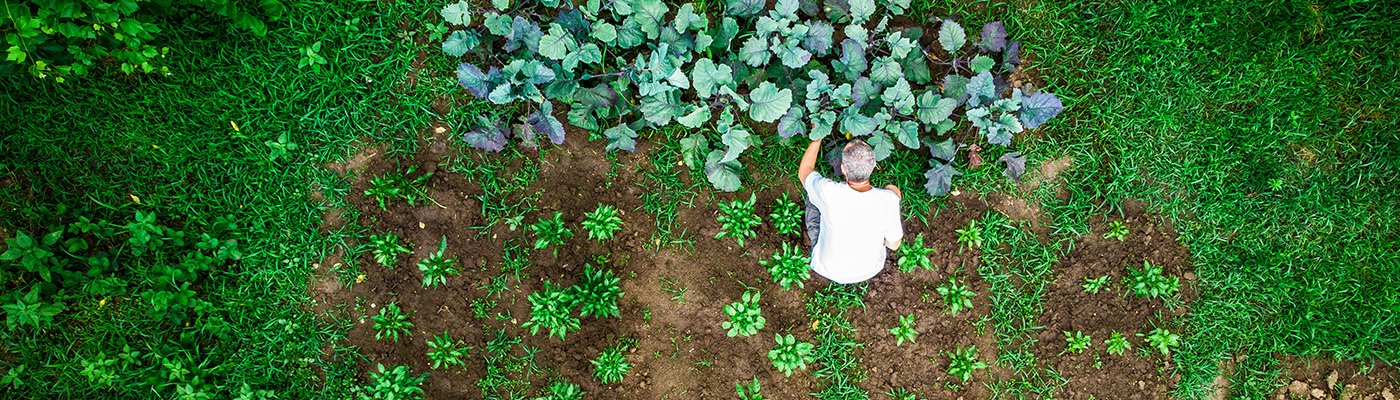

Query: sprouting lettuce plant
<box><xmin>715</xmin><ymin>193</ymin><xmax>761</xmax><ymax>247</ymax></box>
<box><xmin>1062</xmin><ymin>330</ymin><xmax>1092</xmax><ymax>354</ymax></box>
<box><xmin>531</xmin><ymin>212</ymin><xmax>574</xmax><ymax>256</ymax></box>
<box><xmin>1105</xmin><ymin>331</ymin><xmax>1131</xmax><ymax>356</ymax></box>
<box><xmin>581</xmin><ymin>204</ymin><xmax>624</xmax><ymax>241</ymax></box>
<box><xmin>426</xmin><ymin>332</ymin><xmax>470</xmax><ymax>370</ymax></box>
<box><xmin>368</xmin><ymin>232</ymin><xmax>411</xmax><ymax>269</ymax></box>
<box><xmin>760</xmin><ymin>243</ymin><xmax>811</xmax><ymax>290</ymax></box>
<box><xmin>592</xmin><ymin>343</ymin><xmax>632</xmax><ymax>385</ymax></box>
<box><xmin>768</xmin><ymin>193</ymin><xmax>804</xmax><ymax>237</ymax></box>
<box><xmin>446</xmin><ymin>0</ymin><xmax>1063</xmax><ymax>195</ymax></box>
<box><xmin>945</xmin><ymin>345</ymin><xmax>988</xmax><ymax>382</ymax></box>
<box><xmin>523</xmin><ymin>281</ymin><xmax>580</xmax><ymax>340</ymax></box>
<box><xmin>1124</xmin><ymin>260</ymin><xmax>1180</xmax><ymax>300</ymax></box>
<box><xmin>417</xmin><ymin>236</ymin><xmax>460</xmax><ymax>288</ymax></box>
<box><xmin>372</xmin><ymin>303</ymin><xmax>413</xmax><ymax>342</ymax></box>
<box><xmin>573</xmin><ymin>264</ymin><xmax>623</xmax><ymax>318</ymax></box>
<box><xmin>889</xmin><ymin>313</ymin><xmax>917</xmax><ymax>346</ymax></box>
<box><xmin>767</xmin><ymin>333</ymin><xmax>814</xmax><ymax>377</ymax></box>
<box><xmin>722</xmin><ymin>290</ymin><xmax>766</xmax><ymax>337</ymax></box>
<box><xmin>936</xmin><ymin>276</ymin><xmax>976</xmax><ymax>315</ymax></box>
<box><xmin>896</xmin><ymin>233</ymin><xmax>934</xmax><ymax>272</ymax></box>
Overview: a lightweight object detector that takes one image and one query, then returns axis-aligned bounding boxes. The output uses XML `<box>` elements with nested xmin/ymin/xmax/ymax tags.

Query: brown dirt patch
<box><xmin>1273</xmin><ymin>356</ymin><xmax>1400</xmax><ymax>400</ymax></box>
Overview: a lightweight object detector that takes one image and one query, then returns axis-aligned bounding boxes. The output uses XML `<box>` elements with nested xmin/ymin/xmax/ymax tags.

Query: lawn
<box><xmin>0</xmin><ymin>0</ymin><xmax>1395</xmax><ymax>399</ymax></box>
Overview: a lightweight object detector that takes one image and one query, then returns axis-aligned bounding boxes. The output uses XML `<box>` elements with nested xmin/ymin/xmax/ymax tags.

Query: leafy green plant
<box><xmin>450</xmin><ymin>0</ymin><xmax>1062</xmax><ymax>194</ymax></box>
<box><xmin>581</xmin><ymin>204</ymin><xmax>624</xmax><ymax>241</ymax></box>
<box><xmin>2</xmin><ymin>1</ymin><xmax>283</xmax><ymax>80</ymax></box>
<box><xmin>1102</xmin><ymin>220</ymin><xmax>1129</xmax><ymax>241</ymax></box>
<box><xmin>523</xmin><ymin>281</ymin><xmax>580</xmax><ymax>339</ymax></box>
<box><xmin>936</xmin><ymin>276</ymin><xmax>976</xmax><ymax>315</ymax></box>
<box><xmin>417</xmin><ymin>236</ymin><xmax>460</xmax><ymax>288</ymax></box>
<box><xmin>426</xmin><ymin>333</ymin><xmax>470</xmax><ymax>370</ymax></box>
<box><xmin>1105</xmin><ymin>331</ymin><xmax>1132</xmax><ymax>356</ymax></box>
<box><xmin>767</xmin><ymin>333</ymin><xmax>815</xmax><ymax>377</ymax></box>
<box><xmin>1124</xmin><ymin>260</ymin><xmax>1180</xmax><ymax>300</ymax></box>
<box><xmin>364</xmin><ymin>166</ymin><xmax>434</xmax><ymax>210</ymax></box>
<box><xmin>368</xmin><ymin>232</ymin><xmax>411</xmax><ymax>269</ymax></box>
<box><xmin>1082</xmin><ymin>275</ymin><xmax>1110</xmax><ymax>294</ymax></box>
<box><xmin>736</xmin><ymin>377</ymin><xmax>763</xmax><ymax>400</ymax></box>
<box><xmin>297</xmin><ymin>42</ymin><xmax>328</xmax><ymax>72</ymax></box>
<box><xmin>573</xmin><ymin>264</ymin><xmax>623</xmax><ymax>318</ymax></box>
<box><xmin>955</xmin><ymin>219</ymin><xmax>983</xmax><ymax>250</ymax></box>
<box><xmin>531</xmin><ymin>212</ymin><xmax>574</xmax><ymax>255</ymax></box>
<box><xmin>1140</xmin><ymin>328</ymin><xmax>1181</xmax><ymax>356</ymax></box>
<box><xmin>886</xmin><ymin>387</ymin><xmax>919</xmax><ymax>400</ymax></box>
<box><xmin>768</xmin><ymin>193</ymin><xmax>804</xmax><ymax>237</ymax></box>
<box><xmin>359</xmin><ymin>364</ymin><xmax>427</xmax><ymax>400</ymax></box>
<box><xmin>1063</xmin><ymin>331</ymin><xmax>1092</xmax><ymax>354</ymax></box>
<box><xmin>722</xmin><ymin>290</ymin><xmax>766</xmax><ymax>337</ymax></box>
<box><xmin>592</xmin><ymin>343</ymin><xmax>632</xmax><ymax>385</ymax></box>
<box><xmin>715</xmin><ymin>193</ymin><xmax>761</xmax><ymax>246</ymax></box>
<box><xmin>2</xmin><ymin>287</ymin><xmax>65</xmax><ymax>330</ymax></box>
<box><xmin>889</xmin><ymin>313</ymin><xmax>917</xmax><ymax>346</ymax></box>
<box><xmin>945</xmin><ymin>345</ymin><xmax>988</xmax><ymax>382</ymax></box>
<box><xmin>896</xmin><ymin>233</ymin><xmax>934</xmax><ymax>272</ymax></box>
<box><xmin>760</xmin><ymin>243</ymin><xmax>811</xmax><ymax>290</ymax></box>
<box><xmin>534</xmin><ymin>381</ymin><xmax>585</xmax><ymax>400</ymax></box>
<box><xmin>372</xmin><ymin>303</ymin><xmax>414</xmax><ymax>342</ymax></box>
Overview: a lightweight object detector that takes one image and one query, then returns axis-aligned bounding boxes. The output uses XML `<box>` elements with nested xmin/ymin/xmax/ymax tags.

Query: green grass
<box><xmin>910</xmin><ymin>0</ymin><xmax>1400</xmax><ymax>397</ymax></box>
<box><xmin>0</xmin><ymin>1</ymin><xmax>419</xmax><ymax>397</ymax></box>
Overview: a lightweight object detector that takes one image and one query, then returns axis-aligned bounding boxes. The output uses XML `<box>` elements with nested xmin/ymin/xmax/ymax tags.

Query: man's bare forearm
<box><xmin>797</xmin><ymin>139</ymin><xmax>822</xmax><ymax>182</ymax></box>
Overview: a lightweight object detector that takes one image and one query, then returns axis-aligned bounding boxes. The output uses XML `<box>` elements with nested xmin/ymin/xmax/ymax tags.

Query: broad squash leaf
<box><xmin>705</xmin><ymin>149</ymin><xmax>744</xmax><ymax>192</ymax></box>
<box><xmin>748</xmin><ymin>82</ymin><xmax>793</xmax><ymax>123</ymax></box>
<box><xmin>1019</xmin><ymin>91</ymin><xmax>1063</xmax><ymax>129</ymax></box>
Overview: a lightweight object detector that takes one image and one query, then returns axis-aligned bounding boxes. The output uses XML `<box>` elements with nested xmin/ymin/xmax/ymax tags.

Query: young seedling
<box><xmin>886</xmin><ymin>387</ymin><xmax>919</xmax><ymax>400</ymax></box>
<box><xmin>722</xmin><ymin>290</ymin><xmax>766</xmax><ymax>337</ymax></box>
<box><xmin>367</xmin><ymin>232</ymin><xmax>411</xmax><ymax>269</ymax></box>
<box><xmin>372</xmin><ymin>303</ymin><xmax>413</xmax><ymax>342</ymax></box>
<box><xmin>1124</xmin><ymin>260</ymin><xmax>1179</xmax><ymax>300</ymax></box>
<box><xmin>1103</xmin><ymin>220</ymin><xmax>1129</xmax><ymax>241</ymax></box>
<box><xmin>945</xmin><ymin>345</ymin><xmax>988</xmax><ymax>382</ymax></box>
<box><xmin>715</xmin><ymin>193</ymin><xmax>761</xmax><ymax>247</ymax></box>
<box><xmin>760</xmin><ymin>243</ymin><xmax>811</xmax><ymax>290</ymax></box>
<box><xmin>936</xmin><ymin>276</ymin><xmax>976</xmax><ymax>315</ymax></box>
<box><xmin>425</xmin><ymin>332</ymin><xmax>470</xmax><ymax>370</ymax></box>
<box><xmin>896</xmin><ymin>233</ymin><xmax>935</xmax><ymax>273</ymax></box>
<box><xmin>736</xmin><ymin>377</ymin><xmax>763</xmax><ymax>400</ymax></box>
<box><xmin>1105</xmin><ymin>331</ymin><xmax>1132</xmax><ymax>356</ymax></box>
<box><xmin>523</xmin><ymin>281</ymin><xmax>580</xmax><ymax>340</ymax></box>
<box><xmin>531</xmin><ymin>212</ymin><xmax>574</xmax><ymax>256</ymax></box>
<box><xmin>1140</xmin><ymin>328</ymin><xmax>1181</xmax><ymax>356</ymax></box>
<box><xmin>955</xmin><ymin>219</ymin><xmax>984</xmax><ymax>251</ymax></box>
<box><xmin>1062</xmin><ymin>331</ymin><xmax>1092</xmax><ymax>354</ymax></box>
<box><xmin>768</xmin><ymin>193</ymin><xmax>804</xmax><ymax>237</ymax></box>
<box><xmin>362</xmin><ymin>364</ymin><xmax>427</xmax><ymax>400</ymax></box>
<box><xmin>537</xmin><ymin>381</ymin><xmax>585</xmax><ymax>400</ymax></box>
<box><xmin>592</xmin><ymin>343</ymin><xmax>632</xmax><ymax>384</ymax></box>
<box><xmin>1082</xmin><ymin>275</ymin><xmax>1110</xmax><ymax>294</ymax></box>
<box><xmin>889</xmin><ymin>313</ymin><xmax>918</xmax><ymax>346</ymax></box>
<box><xmin>363</xmin><ymin>165</ymin><xmax>434</xmax><ymax>210</ymax></box>
<box><xmin>416</xmin><ymin>236</ymin><xmax>459</xmax><ymax>288</ymax></box>
<box><xmin>767</xmin><ymin>333</ymin><xmax>815</xmax><ymax>377</ymax></box>
<box><xmin>573</xmin><ymin>264</ymin><xmax>623</xmax><ymax>318</ymax></box>
<box><xmin>581</xmin><ymin>204</ymin><xmax>624</xmax><ymax>241</ymax></box>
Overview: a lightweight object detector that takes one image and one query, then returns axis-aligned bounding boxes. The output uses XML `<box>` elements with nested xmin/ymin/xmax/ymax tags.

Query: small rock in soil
<box><xmin>1309</xmin><ymin>388</ymin><xmax>1326</xmax><ymax>399</ymax></box>
<box><xmin>1289</xmin><ymin>380</ymin><xmax>1311</xmax><ymax>396</ymax></box>
<box><xmin>1327</xmin><ymin>370</ymin><xmax>1338</xmax><ymax>389</ymax></box>
<box><xmin>1383</xmin><ymin>387</ymin><xmax>1395</xmax><ymax>400</ymax></box>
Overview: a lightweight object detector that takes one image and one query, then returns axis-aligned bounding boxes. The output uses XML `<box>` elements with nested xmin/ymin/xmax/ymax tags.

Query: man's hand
<box><xmin>884</xmin><ymin>184</ymin><xmax>902</xmax><ymax>199</ymax></box>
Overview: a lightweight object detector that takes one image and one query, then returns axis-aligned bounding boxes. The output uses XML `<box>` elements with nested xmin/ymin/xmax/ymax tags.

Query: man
<box><xmin>797</xmin><ymin>138</ymin><xmax>904</xmax><ymax>284</ymax></box>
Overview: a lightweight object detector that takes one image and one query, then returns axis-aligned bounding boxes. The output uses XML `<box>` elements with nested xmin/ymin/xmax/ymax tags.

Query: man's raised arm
<box><xmin>797</xmin><ymin>139</ymin><xmax>822</xmax><ymax>183</ymax></box>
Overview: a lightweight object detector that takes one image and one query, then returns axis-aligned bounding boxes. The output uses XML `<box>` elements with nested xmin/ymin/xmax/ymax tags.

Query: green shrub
<box><xmin>716</xmin><ymin>193</ymin><xmax>761</xmax><ymax>247</ymax></box>
<box><xmin>372</xmin><ymin>303</ymin><xmax>413</xmax><ymax>342</ymax></box>
<box><xmin>736</xmin><ymin>377</ymin><xmax>763</xmax><ymax>400</ymax></box>
<box><xmin>889</xmin><ymin>313</ymin><xmax>917</xmax><ymax>346</ymax></box>
<box><xmin>935</xmin><ymin>276</ymin><xmax>976</xmax><ymax>315</ymax></box>
<box><xmin>573</xmin><ymin>264</ymin><xmax>622</xmax><ymax>318</ymax></box>
<box><xmin>416</xmin><ymin>236</ymin><xmax>459</xmax><ymax>288</ymax></box>
<box><xmin>1105</xmin><ymin>331</ymin><xmax>1132</xmax><ymax>356</ymax></box>
<box><xmin>945</xmin><ymin>345</ymin><xmax>987</xmax><ymax>382</ymax></box>
<box><xmin>368</xmin><ymin>232</ymin><xmax>411</xmax><ymax>269</ymax></box>
<box><xmin>581</xmin><ymin>204</ymin><xmax>624</xmax><ymax>241</ymax></box>
<box><xmin>1063</xmin><ymin>330</ymin><xmax>1092</xmax><ymax>354</ymax></box>
<box><xmin>592</xmin><ymin>343</ymin><xmax>631</xmax><ymax>385</ymax></box>
<box><xmin>896</xmin><ymin>233</ymin><xmax>934</xmax><ymax>272</ymax></box>
<box><xmin>426</xmin><ymin>333</ymin><xmax>470</xmax><ymax>370</ymax></box>
<box><xmin>523</xmin><ymin>281</ymin><xmax>580</xmax><ymax>339</ymax></box>
<box><xmin>768</xmin><ymin>193</ymin><xmax>803</xmax><ymax>237</ymax></box>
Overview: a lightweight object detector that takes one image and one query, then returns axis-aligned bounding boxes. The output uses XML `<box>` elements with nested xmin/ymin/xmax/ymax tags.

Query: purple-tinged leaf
<box><xmin>924</xmin><ymin>162</ymin><xmax>959</xmax><ymax>197</ymax></box>
<box><xmin>464</xmin><ymin>117</ymin><xmax>509</xmax><ymax>152</ymax></box>
<box><xmin>928</xmin><ymin>138</ymin><xmax>956</xmax><ymax>162</ymax></box>
<box><xmin>504</xmin><ymin>17</ymin><xmax>542</xmax><ymax>53</ymax></box>
<box><xmin>980</xmin><ymin>21</ymin><xmax>1007</xmax><ymax>52</ymax></box>
<box><xmin>1019</xmin><ymin>91</ymin><xmax>1063</xmax><ymax>129</ymax></box>
<box><xmin>840</xmin><ymin>38</ymin><xmax>867</xmax><ymax>80</ymax></box>
<box><xmin>528</xmin><ymin>101</ymin><xmax>566</xmax><ymax>144</ymax></box>
<box><xmin>986</xmin><ymin>125</ymin><xmax>1013</xmax><ymax>146</ymax></box>
<box><xmin>777</xmin><ymin>106</ymin><xmax>805</xmax><ymax>138</ymax></box>
<box><xmin>457</xmin><ymin>62</ymin><xmax>491</xmax><ymax>99</ymax></box>
<box><xmin>803</xmin><ymin>21</ymin><xmax>835</xmax><ymax>56</ymax></box>
<box><xmin>513</xmin><ymin>123</ymin><xmax>538</xmax><ymax>148</ymax></box>
<box><xmin>999</xmin><ymin>152</ymin><xmax>1026</xmax><ymax>183</ymax></box>
<box><xmin>1004</xmin><ymin>40</ymin><xmax>1021</xmax><ymax>67</ymax></box>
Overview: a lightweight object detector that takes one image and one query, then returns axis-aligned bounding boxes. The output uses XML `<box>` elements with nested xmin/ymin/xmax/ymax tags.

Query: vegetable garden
<box><xmin>2</xmin><ymin>0</ymin><xmax>1398</xmax><ymax>399</ymax></box>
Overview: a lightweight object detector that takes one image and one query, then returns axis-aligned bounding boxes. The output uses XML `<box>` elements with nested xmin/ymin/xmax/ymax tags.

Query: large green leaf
<box><xmin>691</xmin><ymin>59</ymin><xmax>734</xmax><ymax>99</ymax></box>
<box><xmin>848</xmin><ymin>0</ymin><xmax>876</xmax><ymax>23</ymax></box>
<box><xmin>868</xmin><ymin>130</ymin><xmax>894</xmax><ymax>160</ymax></box>
<box><xmin>562</xmin><ymin>43</ymin><xmax>601</xmax><ymax>70</ymax></box>
<box><xmin>891</xmin><ymin>120</ymin><xmax>920</xmax><ymax>148</ymax></box>
<box><xmin>640</xmin><ymin>94</ymin><xmax>679</xmax><ymax>125</ymax></box>
<box><xmin>881</xmin><ymin>78</ymin><xmax>914</xmax><ymax>115</ymax></box>
<box><xmin>777</xmin><ymin>106</ymin><xmax>805</xmax><ymax>138</ymax></box>
<box><xmin>591</xmin><ymin>20</ymin><xmax>617</xmax><ymax>43</ymax></box>
<box><xmin>681</xmin><ymin>134</ymin><xmax>709</xmax><ymax>170</ymax></box>
<box><xmin>966</xmin><ymin>71</ymin><xmax>996</xmax><ymax>106</ymax></box>
<box><xmin>441</xmin><ymin>1</ymin><xmax>472</xmax><ymax>25</ymax></box>
<box><xmin>720</xmin><ymin>123</ymin><xmax>752</xmax><ymax>163</ymax></box>
<box><xmin>969</xmin><ymin>55</ymin><xmax>995</xmax><ymax>74</ymax></box>
<box><xmin>870</xmin><ymin>56</ymin><xmax>902</xmax><ymax>85</ymax></box>
<box><xmin>839</xmin><ymin>39</ymin><xmax>867</xmax><ymax>80</ymax></box>
<box><xmin>938</xmin><ymin>19</ymin><xmax>966</xmax><ymax>54</ymax></box>
<box><xmin>538</xmin><ymin>23</ymin><xmax>576</xmax><ymax>60</ymax></box>
<box><xmin>740</xmin><ymin>36</ymin><xmax>771</xmax><ymax>67</ymax></box>
<box><xmin>748</xmin><ymin>82</ymin><xmax>793</xmax><ymax>123</ymax></box>
<box><xmin>916</xmin><ymin>91</ymin><xmax>957</xmax><ymax>124</ymax></box>
<box><xmin>485</xmin><ymin>13</ymin><xmax>512</xmax><ymax>36</ymax></box>
<box><xmin>775</xmin><ymin>40</ymin><xmax>812</xmax><ymax>68</ymax></box>
<box><xmin>705</xmin><ymin>150</ymin><xmax>743</xmax><ymax>192</ymax></box>
<box><xmin>677</xmin><ymin>106</ymin><xmax>712</xmax><ymax>128</ymax></box>
<box><xmin>943</xmin><ymin>74</ymin><xmax>970</xmax><ymax>103</ymax></box>
<box><xmin>604</xmin><ymin>124</ymin><xmax>639</xmax><ymax>152</ymax></box>
<box><xmin>810</xmin><ymin>110</ymin><xmax>837</xmax><ymax>140</ymax></box>
<box><xmin>840</xmin><ymin>111</ymin><xmax>877</xmax><ymax>136</ymax></box>
<box><xmin>442</xmin><ymin>30</ymin><xmax>478</xmax><ymax>57</ymax></box>
<box><xmin>887</xmin><ymin>32</ymin><xmax>916</xmax><ymax>59</ymax></box>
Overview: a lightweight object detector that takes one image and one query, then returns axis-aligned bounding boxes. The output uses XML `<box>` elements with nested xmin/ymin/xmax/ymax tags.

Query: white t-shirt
<box><xmin>803</xmin><ymin>172</ymin><xmax>904</xmax><ymax>284</ymax></box>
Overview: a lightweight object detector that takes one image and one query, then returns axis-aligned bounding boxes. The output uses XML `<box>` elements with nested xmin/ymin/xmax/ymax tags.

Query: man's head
<box><xmin>841</xmin><ymin>140</ymin><xmax>876</xmax><ymax>183</ymax></box>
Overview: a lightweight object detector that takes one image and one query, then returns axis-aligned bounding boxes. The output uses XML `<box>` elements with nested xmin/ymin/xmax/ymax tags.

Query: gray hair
<box><xmin>842</xmin><ymin>140</ymin><xmax>876</xmax><ymax>183</ymax></box>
